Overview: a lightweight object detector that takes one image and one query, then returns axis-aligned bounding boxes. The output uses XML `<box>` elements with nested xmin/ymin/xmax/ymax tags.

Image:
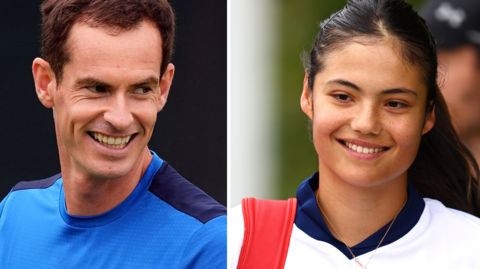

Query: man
<box><xmin>0</xmin><ymin>0</ymin><xmax>226</xmax><ymax>268</ymax></box>
<box><xmin>421</xmin><ymin>0</ymin><xmax>480</xmax><ymax>164</ymax></box>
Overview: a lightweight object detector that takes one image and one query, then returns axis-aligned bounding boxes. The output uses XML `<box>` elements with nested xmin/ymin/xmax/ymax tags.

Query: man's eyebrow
<box><xmin>132</xmin><ymin>76</ymin><xmax>159</xmax><ymax>87</ymax></box>
<box><xmin>326</xmin><ymin>78</ymin><xmax>418</xmax><ymax>97</ymax></box>
<box><xmin>73</xmin><ymin>76</ymin><xmax>160</xmax><ymax>89</ymax></box>
<box><xmin>74</xmin><ymin>77</ymin><xmax>111</xmax><ymax>89</ymax></box>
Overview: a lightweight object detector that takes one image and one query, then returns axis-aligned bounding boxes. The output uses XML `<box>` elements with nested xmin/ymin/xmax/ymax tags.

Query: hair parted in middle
<box><xmin>40</xmin><ymin>0</ymin><xmax>175</xmax><ymax>82</ymax></box>
<box><xmin>303</xmin><ymin>0</ymin><xmax>480</xmax><ymax>216</ymax></box>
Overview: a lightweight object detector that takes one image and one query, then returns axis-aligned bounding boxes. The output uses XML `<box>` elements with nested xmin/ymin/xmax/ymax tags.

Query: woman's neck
<box><xmin>462</xmin><ymin>134</ymin><xmax>480</xmax><ymax>166</ymax></box>
<box><xmin>316</xmin><ymin>162</ymin><xmax>408</xmax><ymax>247</ymax></box>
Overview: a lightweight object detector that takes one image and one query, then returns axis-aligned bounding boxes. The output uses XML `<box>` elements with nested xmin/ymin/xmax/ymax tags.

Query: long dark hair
<box><xmin>304</xmin><ymin>0</ymin><xmax>480</xmax><ymax>216</ymax></box>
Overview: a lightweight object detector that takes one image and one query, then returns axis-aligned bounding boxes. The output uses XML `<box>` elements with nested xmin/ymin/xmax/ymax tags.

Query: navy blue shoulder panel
<box><xmin>12</xmin><ymin>173</ymin><xmax>62</xmax><ymax>192</ymax></box>
<box><xmin>148</xmin><ymin>162</ymin><xmax>226</xmax><ymax>224</ymax></box>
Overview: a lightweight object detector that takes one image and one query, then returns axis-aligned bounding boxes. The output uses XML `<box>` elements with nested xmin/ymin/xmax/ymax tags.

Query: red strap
<box><xmin>237</xmin><ymin>198</ymin><xmax>297</xmax><ymax>269</ymax></box>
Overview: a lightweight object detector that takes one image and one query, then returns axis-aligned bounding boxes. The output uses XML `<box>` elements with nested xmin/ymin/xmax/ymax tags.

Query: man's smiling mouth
<box><xmin>88</xmin><ymin>132</ymin><xmax>134</xmax><ymax>149</ymax></box>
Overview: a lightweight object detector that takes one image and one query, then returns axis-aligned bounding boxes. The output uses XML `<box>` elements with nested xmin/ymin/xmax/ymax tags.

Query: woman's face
<box><xmin>301</xmin><ymin>41</ymin><xmax>435</xmax><ymax>187</ymax></box>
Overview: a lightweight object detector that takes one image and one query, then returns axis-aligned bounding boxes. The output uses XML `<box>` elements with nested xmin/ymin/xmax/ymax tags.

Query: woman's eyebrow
<box><xmin>326</xmin><ymin>79</ymin><xmax>418</xmax><ymax>97</ymax></box>
<box><xmin>326</xmin><ymin>79</ymin><xmax>361</xmax><ymax>92</ymax></box>
<box><xmin>380</xmin><ymin>88</ymin><xmax>418</xmax><ymax>97</ymax></box>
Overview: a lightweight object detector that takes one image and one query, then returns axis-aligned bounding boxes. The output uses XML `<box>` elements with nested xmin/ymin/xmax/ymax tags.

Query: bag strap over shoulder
<box><xmin>237</xmin><ymin>197</ymin><xmax>297</xmax><ymax>269</ymax></box>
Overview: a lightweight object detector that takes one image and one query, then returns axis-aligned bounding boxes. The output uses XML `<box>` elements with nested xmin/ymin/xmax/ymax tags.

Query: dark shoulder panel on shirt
<box><xmin>11</xmin><ymin>173</ymin><xmax>61</xmax><ymax>192</ymax></box>
<box><xmin>148</xmin><ymin>162</ymin><xmax>226</xmax><ymax>224</ymax></box>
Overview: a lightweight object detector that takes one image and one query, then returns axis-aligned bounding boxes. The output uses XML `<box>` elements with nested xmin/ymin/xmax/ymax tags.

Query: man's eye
<box><xmin>87</xmin><ymin>86</ymin><xmax>106</xmax><ymax>93</ymax></box>
<box><xmin>134</xmin><ymin>87</ymin><xmax>151</xmax><ymax>94</ymax></box>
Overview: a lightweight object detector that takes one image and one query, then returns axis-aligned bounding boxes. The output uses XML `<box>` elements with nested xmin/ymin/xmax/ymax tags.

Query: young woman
<box><xmin>229</xmin><ymin>0</ymin><xmax>480</xmax><ymax>268</ymax></box>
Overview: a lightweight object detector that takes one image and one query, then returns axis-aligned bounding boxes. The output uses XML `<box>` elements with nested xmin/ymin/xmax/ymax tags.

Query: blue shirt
<box><xmin>0</xmin><ymin>152</ymin><xmax>226</xmax><ymax>268</ymax></box>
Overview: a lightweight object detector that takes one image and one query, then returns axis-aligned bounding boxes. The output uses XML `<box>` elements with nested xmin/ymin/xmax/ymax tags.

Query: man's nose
<box><xmin>103</xmin><ymin>93</ymin><xmax>134</xmax><ymax>130</ymax></box>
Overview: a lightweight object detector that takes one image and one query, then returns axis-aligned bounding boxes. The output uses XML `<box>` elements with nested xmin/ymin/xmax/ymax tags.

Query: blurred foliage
<box><xmin>277</xmin><ymin>0</ymin><xmax>426</xmax><ymax>199</ymax></box>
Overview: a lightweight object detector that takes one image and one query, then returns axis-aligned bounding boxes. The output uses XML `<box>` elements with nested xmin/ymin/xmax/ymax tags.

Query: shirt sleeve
<box><xmin>178</xmin><ymin>215</ymin><xmax>227</xmax><ymax>269</ymax></box>
<box><xmin>0</xmin><ymin>191</ymin><xmax>11</xmax><ymax>219</ymax></box>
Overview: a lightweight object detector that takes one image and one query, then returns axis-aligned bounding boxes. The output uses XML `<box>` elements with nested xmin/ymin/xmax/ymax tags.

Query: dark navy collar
<box><xmin>59</xmin><ymin>151</ymin><xmax>163</xmax><ymax>228</ymax></box>
<box><xmin>295</xmin><ymin>172</ymin><xmax>425</xmax><ymax>258</ymax></box>
<box><xmin>148</xmin><ymin>158</ymin><xmax>227</xmax><ymax>224</ymax></box>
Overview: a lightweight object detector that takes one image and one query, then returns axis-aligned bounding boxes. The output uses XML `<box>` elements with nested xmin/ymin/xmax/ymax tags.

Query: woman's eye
<box><xmin>134</xmin><ymin>87</ymin><xmax>151</xmax><ymax>94</ymax></box>
<box><xmin>87</xmin><ymin>86</ymin><xmax>106</xmax><ymax>93</ymax></box>
<box><xmin>386</xmin><ymin>101</ymin><xmax>406</xmax><ymax>108</ymax></box>
<box><xmin>334</xmin><ymin>94</ymin><xmax>353</xmax><ymax>101</ymax></box>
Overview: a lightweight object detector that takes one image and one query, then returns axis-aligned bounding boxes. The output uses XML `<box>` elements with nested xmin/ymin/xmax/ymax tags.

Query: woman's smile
<box><xmin>301</xmin><ymin>40</ymin><xmax>434</xmax><ymax>187</ymax></box>
<box><xmin>337</xmin><ymin>139</ymin><xmax>389</xmax><ymax>161</ymax></box>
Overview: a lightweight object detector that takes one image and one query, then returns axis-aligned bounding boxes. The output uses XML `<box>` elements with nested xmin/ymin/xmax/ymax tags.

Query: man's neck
<box><xmin>61</xmin><ymin>149</ymin><xmax>153</xmax><ymax>216</ymax></box>
<box><xmin>316</xmin><ymin>164</ymin><xmax>407</xmax><ymax>247</ymax></box>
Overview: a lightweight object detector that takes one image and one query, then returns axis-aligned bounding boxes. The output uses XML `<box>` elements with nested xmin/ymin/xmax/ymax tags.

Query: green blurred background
<box><xmin>276</xmin><ymin>0</ymin><xmax>427</xmax><ymax>199</ymax></box>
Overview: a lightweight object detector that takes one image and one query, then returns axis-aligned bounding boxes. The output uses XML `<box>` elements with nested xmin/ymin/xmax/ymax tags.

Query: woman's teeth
<box><xmin>343</xmin><ymin>141</ymin><xmax>386</xmax><ymax>154</ymax></box>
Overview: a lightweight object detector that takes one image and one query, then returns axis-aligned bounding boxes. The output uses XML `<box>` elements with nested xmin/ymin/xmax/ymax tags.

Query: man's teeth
<box><xmin>92</xmin><ymin>132</ymin><xmax>131</xmax><ymax>149</ymax></box>
<box><xmin>344</xmin><ymin>141</ymin><xmax>386</xmax><ymax>154</ymax></box>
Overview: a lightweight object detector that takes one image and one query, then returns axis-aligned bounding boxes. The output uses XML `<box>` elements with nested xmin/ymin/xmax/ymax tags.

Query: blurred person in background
<box><xmin>421</xmin><ymin>0</ymin><xmax>480</xmax><ymax>163</ymax></box>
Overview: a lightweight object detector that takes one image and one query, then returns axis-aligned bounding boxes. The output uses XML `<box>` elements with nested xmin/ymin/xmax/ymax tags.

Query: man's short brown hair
<box><xmin>41</xmin><ymin>0</ymin><xmax>175</xmax><ymax>82</ymax></box>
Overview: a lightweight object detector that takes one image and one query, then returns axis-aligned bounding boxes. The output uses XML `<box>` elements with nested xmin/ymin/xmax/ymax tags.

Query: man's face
<box><xmin>45</xmin><ymin>20</ymin><xmax>172</xmax><ymax>180</ymax></box>
<box><xmin>438</xmin><ymin>45</ymin><xmax>480</xmax><ymax>137</ymax></box>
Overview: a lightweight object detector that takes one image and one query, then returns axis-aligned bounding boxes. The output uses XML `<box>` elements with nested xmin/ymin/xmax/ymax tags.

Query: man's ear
<box><xmin>157</xmin><ymin>63</ymin><xmax>175</xmax><ymax>112</ymax></box>
<box><xmin>422</xmin><ymin>105</ymin><xmax>435</xmax><ymax>134</ymax></box>
<box><xmin>301</xmin><ymin>73</ymin><xmax>313</xmax><ymax>119</ymax></box>
<box><xmin>32</xmin><ymin>58</ymin><xmax>56</xmax><ymax>108</ymax></box>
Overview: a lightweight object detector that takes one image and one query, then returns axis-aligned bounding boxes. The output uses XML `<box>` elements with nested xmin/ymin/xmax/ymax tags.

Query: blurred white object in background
<box><xmin>229</xmin><ymin>0</ymin><xmax>279</xmax><ymax>207</ymax></box>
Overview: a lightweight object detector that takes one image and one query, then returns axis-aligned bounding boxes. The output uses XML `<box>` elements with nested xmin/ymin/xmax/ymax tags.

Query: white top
<box><xmin>228</xmin><ymin>198</ymin><xmax>480</xmax><ymax>268</ymax></box>
<box><xmin>229</xmin><ymin>172</ymin><xmax>480</xmax><ymax>269</ymax></box>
